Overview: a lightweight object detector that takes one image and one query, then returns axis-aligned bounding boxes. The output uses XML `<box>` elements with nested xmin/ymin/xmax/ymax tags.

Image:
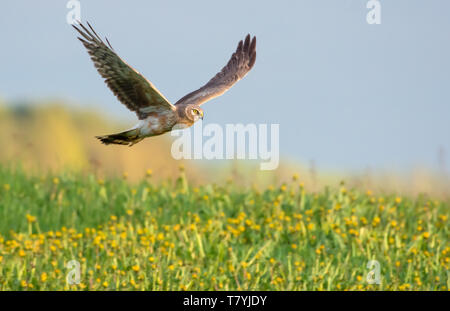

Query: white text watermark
<box><xmin>171</xmin><ymin>122</ymin><xmax>279</xmax><ymax>170</ymax></box>
<box><xmin>366</xmin><ymin>0</ymin><xmax>381</xmax><ymax>25</ymax></box>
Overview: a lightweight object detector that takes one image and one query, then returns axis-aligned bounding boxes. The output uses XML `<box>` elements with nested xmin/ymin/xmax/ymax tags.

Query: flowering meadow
<box><xmin>0</xmin><ymin>166</ymin><xmax>448</xmax><ymax>291</ymax></box>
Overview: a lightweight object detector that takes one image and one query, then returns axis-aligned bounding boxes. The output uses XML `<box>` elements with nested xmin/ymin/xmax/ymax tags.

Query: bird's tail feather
<box><xmin>96</xmin><ymin>128</ymin><xmax>143</xmax><ymax>146</ymax></box>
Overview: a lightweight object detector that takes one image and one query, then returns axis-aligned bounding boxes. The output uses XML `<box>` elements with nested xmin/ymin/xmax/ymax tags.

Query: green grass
<box><xmin>0</xmin><ymin>166</ymin><xmax>448</xmax><ymax>290</ymax></box>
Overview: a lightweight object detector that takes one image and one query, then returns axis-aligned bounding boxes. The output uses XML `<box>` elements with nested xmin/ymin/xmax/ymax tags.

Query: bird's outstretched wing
<box><xmin>175</xmin><ymin>34</ymin><xmax>256</xmax><ymax>106</ymax></box>
<box><xmin>73</xmin><ymin>22</ymin><xmax>175</xmax><ymax>119</ymax></box>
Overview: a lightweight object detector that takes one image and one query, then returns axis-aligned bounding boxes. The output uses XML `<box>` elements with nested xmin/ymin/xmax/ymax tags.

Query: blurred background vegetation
<box><xmin>0</xmin><ymin>99</ymin><xmax>448</xmax><ymax>198</ymax></box>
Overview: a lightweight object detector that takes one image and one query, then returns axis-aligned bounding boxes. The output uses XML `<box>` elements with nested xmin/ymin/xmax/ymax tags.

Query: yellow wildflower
<box><xmin>41</xmin><ymin>272</ymin><xmax>48</xmax><ymax>282</ymax></box>
<box><xmin>26</xmin><ymin>214</ymin><xmax>36</xmax><ymax>223</ymax></box>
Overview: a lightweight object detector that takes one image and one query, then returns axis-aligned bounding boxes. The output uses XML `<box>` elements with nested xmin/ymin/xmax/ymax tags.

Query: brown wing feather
<box><xmin>175</xmin><ymin>34</ymin><xmax>256</xmax><ymax>106</ymax></box>
<box><xmin>73</xmin><ymin>22</ymin><xmax>175</xmax><ymax>119</ymax></box>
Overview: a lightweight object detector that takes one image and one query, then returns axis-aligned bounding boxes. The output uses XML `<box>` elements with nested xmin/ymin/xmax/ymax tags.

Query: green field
<box><xmin>0</xmin><ymin>166</ymin><xmax>448</xmax><ymax>291</ymax></box>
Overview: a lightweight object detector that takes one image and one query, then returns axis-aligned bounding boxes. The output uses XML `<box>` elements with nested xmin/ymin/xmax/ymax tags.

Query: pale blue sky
<box><xmin>1</xmin><ymin>1</ymin><xmax>449</xmax><ymax>171</ymax></box>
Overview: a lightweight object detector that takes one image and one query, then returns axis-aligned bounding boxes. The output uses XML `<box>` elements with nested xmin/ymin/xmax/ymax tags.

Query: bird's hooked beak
<box><xmin>200</xmin><ymin>110</ymin><xmax>204</xmax><ymax>120</ymax></box>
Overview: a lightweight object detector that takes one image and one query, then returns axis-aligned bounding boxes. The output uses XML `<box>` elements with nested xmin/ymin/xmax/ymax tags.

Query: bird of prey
<box><xmin>73</xmin><ymin>22</ymin><xmax>256</xmax><ymax>146</ymax></box>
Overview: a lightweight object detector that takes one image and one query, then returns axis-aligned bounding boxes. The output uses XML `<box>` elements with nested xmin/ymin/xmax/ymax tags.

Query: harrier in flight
<box><xmin>73</xmin><ymin>22</ymin><xmax>256</xmax><ymax>146</ymax></box>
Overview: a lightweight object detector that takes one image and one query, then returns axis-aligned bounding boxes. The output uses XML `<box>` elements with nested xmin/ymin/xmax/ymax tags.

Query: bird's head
<box><xmin>175</xmin><ymin>104</ymin><xmax>204</xmax><ymax>128</ymax></box>
<box><xmin>186</xmin><ymin>105</ymin><xmax>204</xmax><ymax>122</ymax></box>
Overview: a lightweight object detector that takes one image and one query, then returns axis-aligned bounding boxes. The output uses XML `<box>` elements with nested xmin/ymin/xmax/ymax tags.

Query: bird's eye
<box><xmin>193</xmin><ymin>109</ymin><xmax>198</xmax><ymax>115</ymax></box>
